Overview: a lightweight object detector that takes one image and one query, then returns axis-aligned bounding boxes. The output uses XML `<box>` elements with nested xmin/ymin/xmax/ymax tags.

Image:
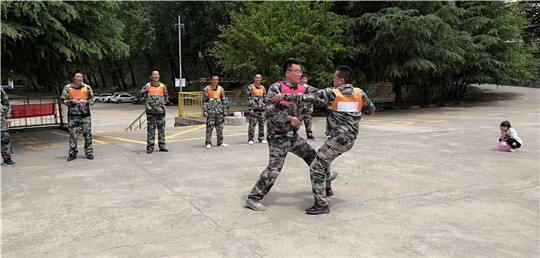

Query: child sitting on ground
<box><xmin>499</xmin><ymin>120</ymin><xmax>522</xmax><ymax>152</ymax></box>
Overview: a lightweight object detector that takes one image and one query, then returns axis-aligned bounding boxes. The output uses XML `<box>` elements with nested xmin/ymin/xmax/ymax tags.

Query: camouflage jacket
<box><xmin>1</xmin><ymin>88</ymin><xmax>11</xmax><ymax>119</ymax></box>
<box><xmin>299</xmin><ymin>83</ymin><xmax>315</xmax><ymax>112</ymax></box>
<box><xmin>266</xmin><ymin>79</ymin><xmax>319</xmax><ymax>136</ymax></box>
<box><xmin>246</xmin><ymin>84</ymin><xmax>266</xmax><ymax>111</ymax></box>
<box><xmin>203</xmin><ymin>85</ymin><xmax>227</xmax><ymax>115</ymax></box>
<box><xmin>282</xmin><ymin>83</ymin><xmax>375</xmax><ymax>137</ymax></box>
<box><xmin>60</xmin><ymin>83</ymin><xmax>95</xmax><ymax>116</ymax></box>
<box><xmin>139</xmin><ymin>82</ymin><xmax>169</xmax><ymax>114</ymax></box>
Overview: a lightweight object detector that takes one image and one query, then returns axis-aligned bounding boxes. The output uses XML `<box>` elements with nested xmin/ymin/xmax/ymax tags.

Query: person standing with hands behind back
<box><xmin>203</xmin><ymin>75</ymin><xmax>228</xmax><ymax>149</ymax></box>
<box><xmin>61</xmin><ymin>70</ymin><xmax>95</xmax><ymax>161</ymax></box>
<box><xmin>499</xmin><ymin>120</ymin><xmax>522</xmax><ymax>152</ymax></box>
<box><xmin>140</xmin><ymin>69</ymin><xmax>169</xmax><ymax>154</ymax></box>
<box><xmin>246</xmin><ymin>73</ymin><xmax>267</xmax><ymax>145</ymax></box>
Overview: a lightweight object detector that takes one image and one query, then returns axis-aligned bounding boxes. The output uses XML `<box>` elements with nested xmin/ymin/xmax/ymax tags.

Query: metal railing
<box><xmin>178</xmin><ymin>91</ymin><xmax>249</xmax><ymax>118</ymax></box>
<box><xmin>8</xmin><ymin>97</ymin><xmax>63</xmax><ymax>128</ymax></box>
<box><xmin>125</xmin><ymin>111</ymin><xmax>147</xmax><ymax>131</ymax></box>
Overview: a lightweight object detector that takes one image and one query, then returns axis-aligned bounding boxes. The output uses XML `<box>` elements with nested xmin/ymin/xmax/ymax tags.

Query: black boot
<box><xmin>305</xmin><ymin>204</ymin><xmax>330</xmax><ymax>215</ymax></box>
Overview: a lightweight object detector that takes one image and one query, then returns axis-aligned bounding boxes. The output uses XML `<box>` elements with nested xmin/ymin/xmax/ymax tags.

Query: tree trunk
<box><xmin>98</xmin><ymin>65</ymin><xmax>107</xmax><ymax>88</ymax></box>
<box><xmin>112</xmin><ymin>70</ymin><xmax>119</xmax><ymax>89</ymax></box>
<box><xmin>393</xmin><ymin>82</ymin><xmax>402</xmax><ymax>103</ymax></box>
<box><xmin>182</xmin><ymin>63</ymin><xmax>191</xmax><ymax>87</ymax></box>
<box><xmin>170</xmin><ymin>59</ymin><xmax>178</xmax><ymax>86</ymax></box>
<box><xmin>115</xmin><ymin>61</ymin><xmax>127</xmax><ymax>90</ymax></box>
<box><xmin>459</xmin><ymin>83</ymin><xmax>468</xmax><ymax>97</ymax></box>
<box><xmin>86</xmin><ymin>65</ymin><xmax>99</xmax><ymax>88</ymax></box>
<box><xmin>202</xmin><ymin>54</ymin><xmax>214</xmax><ymax>76</ymax></box>
<box><xmin>128</xmin><ymin>59</ymin><xmax>136</xmax><ymax>88</ymax></box>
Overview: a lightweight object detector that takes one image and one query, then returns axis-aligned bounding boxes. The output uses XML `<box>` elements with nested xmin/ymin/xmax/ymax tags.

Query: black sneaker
<box><xmin>3</xmin><ymin>158</ymin><xmax>16</xmax><ymax>166</ymax></box>
<box><xmin>86</xmin><ymin>154</ymin><xmax>94</xmax><ymax>160</ymax></box>
<box><xmin>305</xmin><ymin>205</ymin><xmax>330</xmax><ymax>215</ymax></box>
<box><xmin>307</xmin><ymin>135</ymin><xmax>315</xmax><ymax>140</ymax></box>
<box><xmin>147</xmin><ymin>149</ymin><xmax>153</xmax><ymax>154</ymax></box>
<box><xmin>67</xmin><ymin>155</ymin><xmax>77</xmax><ymax>162</ymax></box>
<box><xmin>159</xmin><ymin>147</ymin><xmax>169</xmax><ymax>152</ymax></box>
<box><xmin>326</xmin><ymin>188</ymin><xmax>334</xmax><ymax>197</ymax></box>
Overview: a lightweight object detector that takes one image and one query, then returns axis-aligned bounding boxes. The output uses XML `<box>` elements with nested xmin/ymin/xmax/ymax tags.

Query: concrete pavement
<box><xmin>1</xmin><ymin>84</ymin><xmax>539</xmax><ymax>256</ymax></box>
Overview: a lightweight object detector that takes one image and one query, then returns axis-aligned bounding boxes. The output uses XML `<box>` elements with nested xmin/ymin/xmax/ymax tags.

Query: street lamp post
<box><xmin>177</xmin><ymin>15</ymin><xmax>185</xmax><ymax>93</ymax></box>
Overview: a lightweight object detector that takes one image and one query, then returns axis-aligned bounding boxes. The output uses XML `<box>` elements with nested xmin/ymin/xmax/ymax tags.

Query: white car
<box><xmin>110</xmin><ymin>93</ymin><xmax>132</xmax><ymax>103</ymax></box>
<box><xmin>97</xmin><ymin>93</ymin><xmax>112</xmax><ymax>102</ymax></box>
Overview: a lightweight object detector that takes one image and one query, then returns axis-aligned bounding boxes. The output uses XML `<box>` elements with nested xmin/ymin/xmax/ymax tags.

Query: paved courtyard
<box><xmin>1</xmin><ymin>84</ymin><xmax>539</xmax><ymax>256</ymax></box>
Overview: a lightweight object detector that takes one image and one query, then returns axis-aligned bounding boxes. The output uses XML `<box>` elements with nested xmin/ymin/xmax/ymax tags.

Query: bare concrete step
<box><xmin>174</xmin><ymin>116</ymin><xmax>205</xmax><ymax>126</ymax></box>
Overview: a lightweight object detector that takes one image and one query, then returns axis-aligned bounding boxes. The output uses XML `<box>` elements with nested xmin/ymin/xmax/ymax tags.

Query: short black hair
<box><xmin>72</xmin><ymin>70</ymin><xmax>83</xmax><ymax>77</ymax></box>
<box><xmin>150</xmin><ymin>69</ymin><xmax>159</xmax><ymax>75</ymax></box>
<box><xmin>500</xmin><ymin>120</ymin><xmax>512</xmax><ymax>128</ymax></box>
<box><xmin>282</xmin><ymin>59</ymin><xmax>300</xmax><ymax>74</ymax></box>
<box><xmin>211</xmin><ymin>74</ymin><xmax>220</xmax><ymax>79</ymax></box>
<box><xmin>301</xmin><ymin>73</ymin><xmax>308</xmax><ymax>78</ymax></box>
<box><xmin>335</xmin><ymin>65</ymin><xmax>353</xmax><ymax>84</ymax></box>
<box><xmin>254</xmin><ymin>73</ymin><xmax>262</xmax><ymax>77</ymax></box>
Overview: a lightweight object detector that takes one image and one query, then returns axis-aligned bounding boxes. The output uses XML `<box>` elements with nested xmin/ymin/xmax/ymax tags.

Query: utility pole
<box><xmin>176</xmin><ymin>15</ymin><xmax>185</xmax><ymax>93</ymax></box>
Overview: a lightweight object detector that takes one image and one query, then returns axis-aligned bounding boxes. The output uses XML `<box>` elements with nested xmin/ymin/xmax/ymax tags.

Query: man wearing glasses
<box><xmin>244</xmin><ymin>59</ymin><xmax>335</xmax><ymax>212</ymax></box>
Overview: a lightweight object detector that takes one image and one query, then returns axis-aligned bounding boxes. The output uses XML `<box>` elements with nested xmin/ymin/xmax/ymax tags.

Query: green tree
<box><xmin>209</xmin><ymin>1</ymin><xmax>351</xmax><ymax>88</ymax></box>
<box><xmin>117</xmin><ymin>1</ymin><xmax>245</xmax><ymax>89</ymax></box>
<box><xmin>344</xmin><ymin>1</ymin><xmax>536</xmax><ymax>103</ymax></box>
<box><xmin>1</xmin><ymin>1</ymin><xmax>128</xmax><ymax>91</ymax></box>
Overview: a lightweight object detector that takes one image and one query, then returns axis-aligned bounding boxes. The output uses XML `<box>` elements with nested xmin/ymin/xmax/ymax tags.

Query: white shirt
<box><xmin>499</xmin><ymin>128</ymin><xmax>522</xmax><ymax>144</ymax></box>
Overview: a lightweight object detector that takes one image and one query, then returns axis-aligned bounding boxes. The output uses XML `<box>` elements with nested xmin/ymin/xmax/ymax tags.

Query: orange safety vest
<box><xmin>147</xmin><ymin>83</ymin><xmax>165</xmax><ymax>96</ymax></box>
<box><xmin>331</xmin><ymin>88</ymin><xmax>363</xmax><ymax>112</ymax></box>
<box><xmin>252</xmin><ymin>85</ymin><xmax>265</xmax><ymax>97</ymax></box>
<box><xmin>207</xmin><ymin>85</ymin><xmax>222</xmax><ymax>99</ymax></box>
<box><xmin>68</xmin><ymin>84</ymin><xmax>89</xmax><ymax>99</ymax></box>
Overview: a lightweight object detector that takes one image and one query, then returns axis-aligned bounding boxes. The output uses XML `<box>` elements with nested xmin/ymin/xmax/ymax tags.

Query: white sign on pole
<box><xmin>175</xmin><ymin>78</ymin><xmax>186</xmax><ymax>88</ymax></box>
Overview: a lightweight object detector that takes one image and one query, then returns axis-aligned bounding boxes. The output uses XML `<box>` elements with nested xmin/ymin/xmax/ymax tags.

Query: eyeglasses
<box><xmin>287</xmin><ymin>69</ymin><xmax>303</xmax><ymax>74</ymax></box>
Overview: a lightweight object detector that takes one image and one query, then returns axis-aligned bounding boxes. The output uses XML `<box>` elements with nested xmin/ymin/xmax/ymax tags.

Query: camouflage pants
<box><xmin>311</xmin><ymin>133</ymin><xmax>356</xmax><ymax>206</ymax></box>
<box><xmin>68</xmin><ymin>115</ymin><xmax>93</xmax><ymax>156</ymax></box>
<box><xmin>1</xmin><ymin>116</ymin><xmax>12</xmax><ymax>159</ymax></box>
<box><xmin>248</xmin><ymin>132</ymin><xmax>331</xmax><ymax>201</ymax></box>
<box><xmin>205</xmin><ymin>114</ymin><xmax>224</xmax><ymax>146</ymax></box>
<box><xmin>147</xmin><ymin>113</ymin><xmax>166</xmax><ymax>150</ymax></box>
<box><xmin>248</xmin><ymin>111</ymin><xmax>265</xmax><ymax>142</ymax></box>
<box><xmin>300</xmin><ymin>109</ymin><xmax>313</xmax><ymax>137</ymax></box>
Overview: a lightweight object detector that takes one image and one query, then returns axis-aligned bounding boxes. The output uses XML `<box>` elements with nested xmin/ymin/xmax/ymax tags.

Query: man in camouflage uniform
<box><xmin>203</xmin><ymin>75</ymin><xmax>228</xmax><ymax>149</ymax></box>
<box><xmin>299</xmin><ymin>73</ymin><xmax>315</xmax><ymax>140</ymax></box>
<box><xmin>1</xmin><ymin>87</ymin><xmax>16</xmax><ymax>166</ymax></box>
<box><xmin>246</xmin><ymin>73</ymin><xmax>267</xmax><ymax>145</ymax></box>
<box><xmin>272</xmin><ymin>65</ymin><xmax>375</xmax><ymax>214</ymax></box>
<box><xmin>244</xmin><ymin>60</ymin><xmax>335</xmax><ymax>212</ymax></box>
<box><xmin>140</xmin><ymin>69</ymin><xmax>169</xmax><ymax>154</ymax></box>
<box><xmin>60</xmin><ymin>70</ymin><xmax>95</xmax><ymax>161</ymax></box>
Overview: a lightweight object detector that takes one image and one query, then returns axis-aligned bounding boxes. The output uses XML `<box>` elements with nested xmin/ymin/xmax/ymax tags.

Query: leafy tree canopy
<box><xmin>1</xmin><ymin>1</ymin><xmax>128</xmax><ymax>90</ymax></box>
<box><xmin>210</xmin><ymin>1</ymin><xmax>352</xmax><ymax>88</ymax></box>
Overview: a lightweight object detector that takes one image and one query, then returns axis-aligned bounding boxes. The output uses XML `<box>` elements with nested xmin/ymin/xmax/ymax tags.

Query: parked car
<box><xmin>110</xmin><ymin>93</ymin><xmax>132</xmax><ymax>103</ymax></box>
<box><xmin>97</xmin><ymin>93</ymin><xmax>112</xmax><ymax>102</ymax></box>
<box><xmin>106</xmin><ymin>92</ymin><xmax>128</xmax><ymax>103</ymax></box>
<box><xmin>94</xmin><ymin>93</ymin><xmax>101</xmax><ymax>102</ymax></box>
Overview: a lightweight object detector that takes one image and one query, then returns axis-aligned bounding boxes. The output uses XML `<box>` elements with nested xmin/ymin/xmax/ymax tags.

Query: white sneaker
<box><xmin>248</xmin><ymin>141</ymin><xmax>254</xmax><ymax>145</ymax></box>
<box><xmin>206</xmin><ymin>144</ymin><xmax>211</xmax><ymax>149</ymax></box>
<box><xmin>261</xmin><ymin>140</ymin><xmax>267</xmax><ymax>144</ymax></box>
<box><xmin>329</xmin><ymin>171</ymin><xmax>338</xmax><ymax>181</ymax></box>
<box><xmin>219</xmin><ymin>143</ymin><xmax>229</xmax><ymax>147</ymax></box>
<box><xmin>244</xmin><ymin>198</ymin><xmax>266</xmax><ymax>211</ymax></box>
